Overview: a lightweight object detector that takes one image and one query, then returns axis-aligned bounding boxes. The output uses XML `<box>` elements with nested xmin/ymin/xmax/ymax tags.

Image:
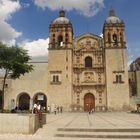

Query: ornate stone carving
<box><xmin>84</xmin><ymin>72</ymin><xmax>94</xmax><ymax>82</ymax></box>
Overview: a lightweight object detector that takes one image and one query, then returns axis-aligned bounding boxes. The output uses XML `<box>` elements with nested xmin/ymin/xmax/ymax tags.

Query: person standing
<box><xmin>47</xmin><ymin>106</ymin><xmax>50</xmax><ymax>113</ymax></box>
<box><xmin>54</xmin><ymin>106</ymin><xmax>57</xmax><ymax>115</ymax></box>
<box><xmin>33</xmin><ymin>103</ymin><xmax>37</xmax><ymax>114</ymax></box>
<box><xmin>37</xmin><ymin>102</ymin><xmax>42</xmax><ymax>127</ymax></box>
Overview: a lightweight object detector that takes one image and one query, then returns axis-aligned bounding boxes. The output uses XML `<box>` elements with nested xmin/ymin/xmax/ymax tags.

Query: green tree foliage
<box><xmin>0</xmin><ymin>42</ymin><xmax>33</xmax><ymax>110</ymax></box>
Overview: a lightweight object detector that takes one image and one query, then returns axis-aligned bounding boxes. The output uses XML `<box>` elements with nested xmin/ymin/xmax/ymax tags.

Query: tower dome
<box><xmin>105</xmin><ymin>9</ymin><xmax>122</xmax><ymax>24</ymax></box>
<box><xmin>52</xmin><ymin>10</ymin><xmax>71</xmax><ymax>24</ymax></box>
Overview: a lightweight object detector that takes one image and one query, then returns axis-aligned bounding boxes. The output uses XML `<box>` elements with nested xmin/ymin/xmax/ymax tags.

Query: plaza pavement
<box><xmin>0</xmin><ymin>112</ymin><xmax>140</xmax><ymax>140</ymax></box>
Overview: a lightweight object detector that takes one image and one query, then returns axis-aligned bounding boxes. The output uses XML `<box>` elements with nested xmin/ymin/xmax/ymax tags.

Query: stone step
<box><xmin>55</xmin><ymin>133</ymin><xmax>140</xmax><ymax>139</ymax></box>
<box><xmin>55</xmin><ymin>128</ymin><xmax>140</xmax><ymax>139</ymax></box>
<box><xmin>57</xmin><ymin>128</ymin><xmax>140</xmax><ymax>132</ymax></box>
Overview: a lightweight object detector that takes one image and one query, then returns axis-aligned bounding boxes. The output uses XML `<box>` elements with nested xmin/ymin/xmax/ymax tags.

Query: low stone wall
<box><xmin>0</xmin><ymin>113</ymin><xmax>46</xmax><ymax>134</ymax></box>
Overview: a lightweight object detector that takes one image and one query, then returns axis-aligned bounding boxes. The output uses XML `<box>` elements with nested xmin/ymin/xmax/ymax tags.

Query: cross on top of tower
<box><xmin>109</xmin><ymin>9</ymin><xmax>116</xmax><ymax>17</ymax></box>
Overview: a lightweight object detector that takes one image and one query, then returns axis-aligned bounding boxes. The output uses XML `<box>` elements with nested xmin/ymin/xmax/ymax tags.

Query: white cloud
<box><xmin>21</xmin><ymin>38</ymin><xmax>49</xmax><ymax>61</ymax></box>
<box><xmin>0</xmin><ymin>0</ymin><xmax>22</xmax><ymax>44</ymax></box>
<box><xmin>33</xmin><ymin>0</ymin><xmax>104</xmax><ymax>17</ymax></box>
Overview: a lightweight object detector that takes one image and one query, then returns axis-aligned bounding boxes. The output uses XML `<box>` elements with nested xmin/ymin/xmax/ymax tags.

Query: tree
<box><xmin>0</xmin><ymin>42</ymin><xmax>33</xmax><ymax>111</ymax></box>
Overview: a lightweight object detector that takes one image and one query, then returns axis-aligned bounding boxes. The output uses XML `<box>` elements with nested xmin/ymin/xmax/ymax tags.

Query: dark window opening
<box><xmin>116</xmin><ymin>75</ymin><xmax>122</xmax><ymax>83</ymax></box>
<box><xmin>108</xmin><ymin>32</ymin><xmax>111</xmax><ymax>43</ymax></box>
<box><xmin>85</xmin><ymin>56</ymin><xmax>92</xmax><ymax>68</ymax></box>
<box><xmin>58</xmin><ymin>35</ymin><xmax>63</xmax><ymax>47</ymax></box>
<box><xmin>116</xmin><ymin>75</ymin><xmax>119</xmax><ymax>83</ymax></box>
<box><xmin>120</xmin><ymin>33</ymin><xmax>123</xmax><ymax>44</ymax></box>
<box><xmin>53</xmin><ymin>75</ymin><xmax>59</xmax><ymax>83</ymax></box>
<box><xmin>118</xmin><ymin>75</ymin><xmax>122</xmax><ymax>82</ymax></box>
<box><xmin>66</xmin><ymin>38</ymin><xmax>68</xmax><ymax>43</ymax></box>
<box><xmin>113</xmin><ymin>34</ymin><xmax>117</xmax><ymax>46</ymax></box>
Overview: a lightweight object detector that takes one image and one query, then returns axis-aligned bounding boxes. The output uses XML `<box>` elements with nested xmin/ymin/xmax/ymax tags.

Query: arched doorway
<box><xmin>18</xmin><ymin>93</ymin><xmax>30</xmax><ymax>110</ymax></box>
<box><xmin>33</xmin><ymin>93</ymin><xmax>47</xmax><ymax>110</ymax></box>
<box><xmin>84</xmin><ymin>93</ymin><xmax>95</xmax><ymax>112</ymax></box>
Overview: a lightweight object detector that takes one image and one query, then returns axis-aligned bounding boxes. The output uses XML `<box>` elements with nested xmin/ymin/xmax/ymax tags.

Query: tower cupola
<box><xmin>103</xmin><ymin>9</ymin><xmax>126</xmax><ymax>48</ymax></box>
<box><xmin>52</xmin><ymin>10</ymin><xmax>71</xmax><ymax>24</ymax></box>
<box><xmin>105</xmin><ymin>9</ymin><xmax>122</xmax><ymax>24</ymax></box>
<box><xmin>49</xmin><ymin>10</ymin><xmax>73</xmax><ymax>49</ymax></box>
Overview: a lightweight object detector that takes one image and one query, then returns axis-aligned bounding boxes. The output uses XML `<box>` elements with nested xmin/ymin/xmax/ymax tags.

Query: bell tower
<box><xmin>103</xmin><ymin>9</ymin><xmax>130</xmax><ymax>111</ymax></box>
<box><xmin>49</xmin><ymin>10</ymin><xmax>73</xmax><ymax>49</ymax></box>
<box><xmin>47</xmin><ymin>10</ymin><xmax>73</xmax><ymax>111</ymax></box>
<box><xmin>103</xmin><ymin>9</ymin><xmax>126</xmax><ymax>49</ymax></box>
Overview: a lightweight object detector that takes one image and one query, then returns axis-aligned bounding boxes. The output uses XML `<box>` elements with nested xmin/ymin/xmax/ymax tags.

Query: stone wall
<box><xmin>0</xmin><ymin>113</ymin><xmax>46</xmax><ymax>134</ymax></box>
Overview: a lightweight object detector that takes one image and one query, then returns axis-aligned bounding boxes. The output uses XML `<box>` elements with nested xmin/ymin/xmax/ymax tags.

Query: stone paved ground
<box><xmin>0</xmin><ymin>112</ymin><xmax>140</xmax><ymax>140</ymax></box>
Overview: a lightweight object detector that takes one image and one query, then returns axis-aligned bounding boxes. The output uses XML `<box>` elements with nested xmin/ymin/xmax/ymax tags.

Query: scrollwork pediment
<box><xmin>75</xmin><ymin>37</ymin><xmax>100</xmax><ymax>51</ymax></box>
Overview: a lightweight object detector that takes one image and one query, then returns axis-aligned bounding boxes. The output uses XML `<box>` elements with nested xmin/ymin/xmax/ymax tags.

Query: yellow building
<box><xmin>1</xmin><ymin>9</ymin><xmax>131</xmax><ymax>112</ymax></box>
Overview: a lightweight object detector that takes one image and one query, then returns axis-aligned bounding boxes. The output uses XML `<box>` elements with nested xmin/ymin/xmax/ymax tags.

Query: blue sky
<box><xmin>0</xmin><ymin>0</ymin><xmax>140</xmax><ymax>65</ymax></box>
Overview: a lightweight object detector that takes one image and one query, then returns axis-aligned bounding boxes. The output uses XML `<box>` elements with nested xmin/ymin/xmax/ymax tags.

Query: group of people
<box><xmin>47</xmin><ymin>105</ymin><xmax>63</xmax><ymax>115</ymax></box>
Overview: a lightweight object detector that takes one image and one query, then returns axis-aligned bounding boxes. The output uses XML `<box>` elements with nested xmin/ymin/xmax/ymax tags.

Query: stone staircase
<box><xmin>55</xmin><ymin>128</ymin><xmax>140</xmax><ymax>139</ymax></box>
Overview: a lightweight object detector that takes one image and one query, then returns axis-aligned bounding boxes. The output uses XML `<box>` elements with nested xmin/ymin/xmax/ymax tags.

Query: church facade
<box><xmin>1</xmin><ymin>9</ymin><xmax>131</xmax><ymax>112</ymax></box>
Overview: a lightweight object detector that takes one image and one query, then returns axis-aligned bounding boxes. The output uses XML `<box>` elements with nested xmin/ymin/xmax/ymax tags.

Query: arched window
<box><xmin>113</xmin><ymin>34</ymin><xmax>117</xmax><ymax>46</ymax></box>
<box><xmin>108</xmin><ymin>32</ymin><xmax>111</xmax><ymax>43</ymax></box>
<box><xmin>58</xmin><ymin>35</ymin><xmax>63</xmax><ymax>47</ymax></box>
<box><xmin>85</xmin><ymin>56</ymin><xmax>92</xmax><ymax>68</ymax></box>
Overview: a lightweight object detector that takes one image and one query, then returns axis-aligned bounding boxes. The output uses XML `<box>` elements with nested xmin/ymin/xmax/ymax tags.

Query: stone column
<box><xmin>30</xmin><ymin>98</ymin><xmax>33</xmax><ymax>110</ymax></box>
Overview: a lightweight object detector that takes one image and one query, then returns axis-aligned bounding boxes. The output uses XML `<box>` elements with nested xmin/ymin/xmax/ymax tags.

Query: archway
<box><xmin>0</xmin><ymin>90</ymin><xmax>2</xmax><ymax>109</ymax></box>
<box><xmin>18</xmin><ymin>93</ymin><xmax>30</xmax><ymax>110</ymax></box>
<box><xmin>33</xmin><ymin>93</ymin><xmax>47</xmax><ymax>110</ymax></box>
<box><xmin>84</xmin><ymin>93</ymin><xmax>95</xmax><ymax>112</ymax></box>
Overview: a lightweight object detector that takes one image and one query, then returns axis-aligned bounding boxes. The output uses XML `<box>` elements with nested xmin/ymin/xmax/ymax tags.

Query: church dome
<box><xmin>105</xmin><ymin>9</ymin><xmax>122</xmax><ymax>24</ymax></box>
<box><xmin>130</xmin><ymin>57</ymin><xmax>140</xmax><ymax>71</ymax></box>
<box><xmin>53</xmin><ymin>17</ymin><xmax>70</xmax><ymax>24</ymax></box>
<box><xmin>52</xmin><ymin>10</ymin><xmax>71</xmax><ymax>24</ymax></box>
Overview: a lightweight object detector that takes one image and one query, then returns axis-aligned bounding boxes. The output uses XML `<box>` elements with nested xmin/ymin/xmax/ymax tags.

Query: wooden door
<box><xmin>84</xmin><ymin>93</ymin><xmax>95</xmax><ymax>112</ymax></box>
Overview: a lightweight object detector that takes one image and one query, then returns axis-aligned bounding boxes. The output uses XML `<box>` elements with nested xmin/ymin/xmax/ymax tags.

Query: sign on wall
<box><xmin>37</xmin><ymin>95</ymin><xmax>44</xmax><ymax>100</ymax></box>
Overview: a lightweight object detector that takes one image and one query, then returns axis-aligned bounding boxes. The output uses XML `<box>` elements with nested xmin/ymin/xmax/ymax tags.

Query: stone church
<box><xmin>0</xmin><ymin>9</ymin><xmax>131</xmax><ymax>112</ymax></box>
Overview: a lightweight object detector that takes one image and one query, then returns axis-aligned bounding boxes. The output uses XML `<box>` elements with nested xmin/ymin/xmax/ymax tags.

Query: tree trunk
<box><xmin>1</xmin><ymin>70</ymin><xmax>8</xmax><ymax>111</ymax></box>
